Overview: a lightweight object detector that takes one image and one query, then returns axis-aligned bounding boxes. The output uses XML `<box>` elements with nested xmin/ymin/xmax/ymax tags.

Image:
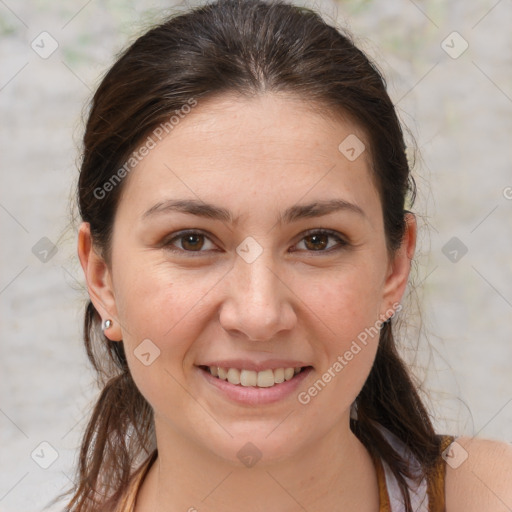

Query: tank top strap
<box><xmin>372</xmin><ymin>452</ymin><xmax>393</xmax><ymax>511</ymax></box>
<box><xmin>116</xmin><ymin>435</ymin><xmax>454</xmax><ymax>512</ymax></box>
<box><xmin>370</xmin><ymin>430</ymin><xmax>456</xmax><ymax>512</ymax></box>
<box><xmin>426</xmin><ymin>434</ymin><xmax>456</xmax><ymax>511</ymax></box>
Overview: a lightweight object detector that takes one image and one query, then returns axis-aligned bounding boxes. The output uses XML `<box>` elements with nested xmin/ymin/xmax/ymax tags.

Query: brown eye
<box><xmin>180</xmin><ymin>233</ymin><xmax>205</xmax><ymax>251</ymax></box>
<box><xmin>303</xmin><ymin>233</ymin><xmax>329</xmax><ymax>251</ymax></box>
<box><xmin>162</xmin><ymin>228</ymin><xmax>348</xmax><ymax>256</ymax></box>
<box><xmin>163</xmin><ymin>230</ymin><xmax>216</xmax><ymax>253</ymax></box>
<box><xmin>294</xmin><ymin>229</ymin><xmax>348</xmax><ymax>253</ymax></box>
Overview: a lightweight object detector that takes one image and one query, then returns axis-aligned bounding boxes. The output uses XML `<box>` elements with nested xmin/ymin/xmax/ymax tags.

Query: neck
<box><xmin>136</xmin><ymin>416</ymin><xmax>380</xmax><ymax>512</ymax></box>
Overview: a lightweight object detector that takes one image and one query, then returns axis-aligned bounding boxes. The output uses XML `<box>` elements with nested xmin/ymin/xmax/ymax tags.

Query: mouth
<box><xmin>198</xmin><ymin>365</ymin><xmax>313</xmax><ymax>388</ymax></box>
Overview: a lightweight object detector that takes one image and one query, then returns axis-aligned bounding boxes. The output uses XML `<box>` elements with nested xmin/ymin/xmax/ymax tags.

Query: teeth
<box><xmin>240</xmin><ymin>369</ymin><xmax>257</xmax><ymax>386</ymax></box>
<box><xmin>257</xmin><ymin>369</ymin><xmax>274</xmax><ymax>388</ymax></box>
<box><xmin>274</xmin><ymin>368</ymin><xmax>285</xmax><ymax>383</ymax></box>
<box><xmin>226</xmin><ymin>368</ymin><xmax>240</xmax><ymax>385</ymax></box>
<box><xmin>284</xmin><ymin>368</ymin><xmax>295</xmax><ymax>381</ymax></box>
<box><xmin>208</xmin><ymin>366</ymin><xmax>305</xmax><ymax>387</ymax></box>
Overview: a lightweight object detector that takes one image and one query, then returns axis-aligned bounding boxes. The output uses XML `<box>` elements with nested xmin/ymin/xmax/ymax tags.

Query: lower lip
<box><xmin>197</xmin><ymin>366</ymin><xmax>313</xmax><ymax>406</ymax></box>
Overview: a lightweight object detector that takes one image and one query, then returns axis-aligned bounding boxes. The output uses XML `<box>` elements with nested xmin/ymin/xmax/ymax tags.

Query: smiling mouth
<box><xmin>198</xmin><ymin>365</ymin><xmax>313</xmax><ymax>388</ymax></box>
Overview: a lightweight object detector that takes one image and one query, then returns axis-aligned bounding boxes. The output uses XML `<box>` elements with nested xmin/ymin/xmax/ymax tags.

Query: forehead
<box><xmin>116</xmin><ymin>92</ymin><xmax>381</xmax><ymax>224</ymax></box>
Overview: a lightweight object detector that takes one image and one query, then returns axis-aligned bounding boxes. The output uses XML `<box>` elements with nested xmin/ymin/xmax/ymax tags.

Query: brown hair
<box><xmin>51</xmin><ymin>0</ymin><xmax>441</xmax><ymax>510</ymax></box>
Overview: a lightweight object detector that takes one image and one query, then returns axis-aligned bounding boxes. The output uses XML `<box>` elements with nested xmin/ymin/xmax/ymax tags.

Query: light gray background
<box><xmin>1</xmin><ymin>1</ymin><xmax>511</xmax><ymax>511</ymax></box>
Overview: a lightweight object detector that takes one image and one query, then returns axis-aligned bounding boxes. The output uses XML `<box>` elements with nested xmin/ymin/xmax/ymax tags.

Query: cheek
<box><xmin>114</xmin><ymin>251</ymin><xmax>384</xmax><ymax>361</ymax></box>
<box><xmin>294</xmin><ymin>272</ymin><xmax>381</xmax><ymax>413</ymax></box>
<box><xmin>112</xmin><ymin>261</ymin><xmax>219</xmax><ymax>410</ymax></box>
<box><xmin>113</xmin><ymin>257</ymin><xmax>226</xmax><ymax>374</ymax></box>
<box><xmin>295</xmin><ymin>264</ymin><xmax>383</xmax><ymax>389</ymax></box>
<box><xmin>300</xmin><ymin>263</ymin><xmax>384</xmax><ymax>339</ymax></box>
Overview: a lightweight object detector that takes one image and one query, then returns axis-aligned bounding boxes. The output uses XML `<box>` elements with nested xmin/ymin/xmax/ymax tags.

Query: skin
<box><xmin>78</xmin><ymin>92</ymin><xmax>512</xmax><ymax>511</ymax></box>
<box><xmin>445</xmin><ymin>437</ymin><xmax>512</xmax><ymax>511</ymax></box>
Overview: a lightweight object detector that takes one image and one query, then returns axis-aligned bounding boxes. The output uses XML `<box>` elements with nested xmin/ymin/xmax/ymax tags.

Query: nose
<box><xmin>218</xmin><ymin>247</ymin><xmax>296</xmax><ymax>342</ymax></box>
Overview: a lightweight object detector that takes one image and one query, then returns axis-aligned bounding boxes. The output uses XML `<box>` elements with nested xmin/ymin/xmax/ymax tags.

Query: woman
<box><xmin>55</xmin><ymin>0</ymin><xmax>512</xmax><ymax>510</ymax></box>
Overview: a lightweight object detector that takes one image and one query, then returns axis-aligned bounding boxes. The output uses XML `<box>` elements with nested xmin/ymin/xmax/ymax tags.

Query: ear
<box><xmin>379</xmin><ymin>212</ymin><xmax>417</xmax><ymax>320</ymax></box>
<box><xmin>77</xmin><ymin>222</ymin><xmax>123</xmax><ymax>342</ymax></box>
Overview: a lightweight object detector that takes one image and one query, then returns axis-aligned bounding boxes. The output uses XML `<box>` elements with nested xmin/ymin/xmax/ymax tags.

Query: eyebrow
<box><xmin>142</xmin><ymin>198</ymin><xmax>366</xmax><ymax>224</ymax></box>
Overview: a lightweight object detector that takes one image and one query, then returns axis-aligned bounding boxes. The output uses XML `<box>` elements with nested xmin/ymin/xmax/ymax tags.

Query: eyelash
<box><xmin>161</xmin><ymin>229</ymin><xmax>348</xmax><ymax>256</ymax></box>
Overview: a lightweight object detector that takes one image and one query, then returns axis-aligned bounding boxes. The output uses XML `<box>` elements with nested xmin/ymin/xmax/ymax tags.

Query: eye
<box><xmin>292</xmin><ymin>229</ymin><xmax>348</xmax><ymax>253</ymax></box>
<box><xmin>162</xmin><ymin>228</ymin><xmax>348</xmax><ymax>255</ymax></box>
<box><xmin>163</xmin><ymin>230</ymin><xmax>216</xmax><ymax>254</ymax></box>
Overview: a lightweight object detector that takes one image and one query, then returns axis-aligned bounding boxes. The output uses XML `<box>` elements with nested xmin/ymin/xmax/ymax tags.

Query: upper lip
<box><xmin>198</xmin><ymin>359</ymin><xmax>313</xmax><ymax>372</ymax></box>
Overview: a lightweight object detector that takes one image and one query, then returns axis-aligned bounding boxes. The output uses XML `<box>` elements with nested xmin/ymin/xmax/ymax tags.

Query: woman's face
<box><xmin>80</xmin><ymin>92</ymin><xmax>414</xmax><ymax>466</ymax></box>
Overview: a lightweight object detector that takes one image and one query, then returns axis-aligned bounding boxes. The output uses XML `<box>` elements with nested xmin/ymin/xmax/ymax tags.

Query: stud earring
<box><xmin>102</xmin><ymin>319</ymin><xmax>113</xmax><ymax>331</ymax></box>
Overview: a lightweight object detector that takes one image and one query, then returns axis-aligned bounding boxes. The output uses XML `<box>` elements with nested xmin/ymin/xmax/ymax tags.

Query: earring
<box><xmin>102</xmin><ymin>319</ymin><xmax>113</xmax><ymax>331</ymax></box>
<box><xmin>350</xmin><ymin>400</ymin><xmax>358</xmax><ymax>420</ymax></box>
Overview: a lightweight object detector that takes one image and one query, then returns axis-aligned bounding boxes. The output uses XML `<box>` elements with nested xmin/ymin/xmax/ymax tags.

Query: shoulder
<box><xmin>444</xmin><ymin>435</ymin><xmax>512</xmax><ymax>512</ymax></box>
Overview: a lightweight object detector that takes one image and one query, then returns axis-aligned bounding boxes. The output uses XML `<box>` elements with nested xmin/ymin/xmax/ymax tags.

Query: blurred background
<box><xmin>1</xmin><ymin>0</ymin><xmax>511</xmax><ymax>510</ymax></box>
